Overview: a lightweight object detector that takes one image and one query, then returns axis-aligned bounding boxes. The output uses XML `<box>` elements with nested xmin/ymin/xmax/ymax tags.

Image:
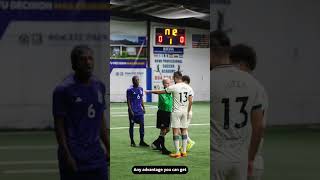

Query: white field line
<box><xmin>2</xmin><ymin>169</ymin><xmax>58</xmax><ymax>174</ymax></box>
<box><xmin>0</xmin><ymin>123</ymin><xmax>209</xmax><ymax>137</ymax></box>
<box><xmin>111</xmin><ymin>105</ymin><xmax>157</xmax><ymax>110</ymax></box>
<box><xmin>110</xmin><ymin>123</ymin><xmax>209</xmax><ymax>130</ymax></box>
<box><xmin>111</xmin><ymin>114</ymin><xmax>154</xmax><ymax>117</ymax></box>
<box><xmin>0</xmin><ymin>160</ymin><xmax>57</xmax><ymax>165</ymax></box>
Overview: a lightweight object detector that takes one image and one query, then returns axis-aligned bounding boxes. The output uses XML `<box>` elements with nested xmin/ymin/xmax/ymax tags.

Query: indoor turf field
<box><xmin>0</xmin><ymin>102</ymin><xmax>319</xmax><ymax>180</ymax></box>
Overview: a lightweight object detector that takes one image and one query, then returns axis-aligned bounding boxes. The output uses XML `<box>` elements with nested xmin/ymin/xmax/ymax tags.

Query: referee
<box><xmin>150</xmin><ymin>78</ymin><xmax>172</xmax><ymax>155</ymax></box>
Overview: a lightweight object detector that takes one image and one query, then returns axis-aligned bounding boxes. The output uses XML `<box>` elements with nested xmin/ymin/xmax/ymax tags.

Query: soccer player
<box><xmin>182</xmin><ymin>75</ymin><xmax>195</xmax><ymax>151</ymax></box>
<box><xmin>230</xmin><ymin>44</ymin><xmax>268</xmax><ymax>180</ymax></box>
<box><xmin>52</xmin><ymin>45</ymin><xmax>109</xmax><ymax>180</ymax></box>
<box><xmin>150</xmin><ymin>78</ymin><xmax>172</xmax><ymax>155</ymax></box>
<box><xmin>146</xmin><ymin>71</ymin><xmax>193</xmax><ymax>158</ymax></box>
<box><xmin>210</xmin><ymin>31</ymin><xmax>264</xmax><ymax>180</ymax></box>
<box><xmin>127</xmin><ymin>76</ymin><xmax>149</xmax><ymax>147</ymax></box>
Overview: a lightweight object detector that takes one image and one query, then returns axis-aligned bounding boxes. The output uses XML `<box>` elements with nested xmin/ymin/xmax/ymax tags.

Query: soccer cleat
<box><xmin>131</xmin><ymin>142</ymin><xmax>136</xmax><ymax>147</ymax></box>
<box><xmin>181</xmin><ymin>152</ymin><xmax>187</xmax><ymax>157</ymax></box>
<box><xmin>169</xmin><ymin>152</ymin><xmax>181</xmax><ymax>158</ymax></box>
<box><xmin>139</xmin><ymin>141</ymin><xmax>149</xmax><ymax>147</ymax></box>
<box><xmin>187</xmin><ymin>140</ymin><xmax>195</xmax><ymax>151</ymax></box>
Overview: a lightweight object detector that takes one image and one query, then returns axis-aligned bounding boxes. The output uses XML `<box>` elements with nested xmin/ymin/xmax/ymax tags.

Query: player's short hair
<box><xmin>182</xmin><ymin>75</ymin><xmax>190</xmax><ymax>84</ymax></box>
<box><xmin>71</xmin><ymin>45</ymin><xmax>93</xmax><ymax>70</ymax></box>
<box><xmin>230</xmin><ymin>44</ymin><xmax>257</xmax><ymax>71</ymax></box>
<box><xmin>132</xmin><ymin>75</ymin><xmax>139</xmax><ymax>81</ymax></box>
<box><xmin>173</xmin><ymin>71</ymin><xmax>182</xmax><ymax>79</ymax></box>
<box><xmin>210</xmin><ymin>30</ymin><xmax>231</xmax><ymax>56</ymax></box>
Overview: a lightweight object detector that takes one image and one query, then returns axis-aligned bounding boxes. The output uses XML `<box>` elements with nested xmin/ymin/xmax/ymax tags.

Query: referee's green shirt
<box><xmin>158</xmin><ymin>93</ymin><xmax>172</xmax><ymax>112</ymax></box>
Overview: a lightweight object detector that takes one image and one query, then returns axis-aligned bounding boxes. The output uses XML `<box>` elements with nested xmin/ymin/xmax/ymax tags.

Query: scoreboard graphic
<box><xmin>154</xmin><ymin>27</ymin><xmax>186</xmax><ymax>46</ymax></box>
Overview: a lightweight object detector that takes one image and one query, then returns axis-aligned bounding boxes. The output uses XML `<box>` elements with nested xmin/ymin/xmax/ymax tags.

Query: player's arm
<box><xmin>53</xmin><ymin>87</ymin><xmax>77</xmax><ymax>172</ymax></box>
<box><xmin>54</xmin><ymin>118</ymin><xmax>77</xmax><ymax>171</ymax></box>
<box><xmin>141</xmin><ymin>96</ymin><xmax>146</xmax><ymax>114</ymax></box>
<box><xmin>248</xmin><ymin>107</ymin><xmax>264</xmax><ymax>175</ymax></box>
<box><xmin>145</xmin><ymin>90</ymin><xmax>166</xmax><ymax>94</ymax></box>
<box><xmin>187</xmin><ymin>95</ymin><xmax>193</xmax><ymax>114</ymax></box>
<box><xmin>100</xmin><ymin>111</ymin><xmax>110</xmax><ymax>162</ymax></box>
<box><xmin>126</xmin><ymin>90</ymin><xmax>134</xmax><ymax>116</ymax></box>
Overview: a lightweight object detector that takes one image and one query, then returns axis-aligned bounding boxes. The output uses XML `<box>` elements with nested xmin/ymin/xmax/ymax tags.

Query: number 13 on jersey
<box><xmin>221</xmin><ymin>96</ymin><xmax>248</xmax><ymax>129</ymax></box>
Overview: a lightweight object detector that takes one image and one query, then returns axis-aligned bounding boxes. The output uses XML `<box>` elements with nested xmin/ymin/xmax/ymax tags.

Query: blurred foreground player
<box><xmin>151</xmin><ymin>78</ymin><xmax>172</xmax><ymax>155</ymax></box>
<box><xmin>127</xmin><ymin>76</ymin><xmax>149</xmax><ymax>147</ymax></box>
<box><xmin>230</xmin><ymin>44</ymin><xmax>268</xmax><ymax>180</ymax></box>
<box><xmin>210</xmin><ymin>31</ymin><xmax>264</xmax><ymax>180</ymax></box>
<box><xmin>53</xmin><ymin>45</ymin><xmax>109</xmax><ymax>180</ymax></box>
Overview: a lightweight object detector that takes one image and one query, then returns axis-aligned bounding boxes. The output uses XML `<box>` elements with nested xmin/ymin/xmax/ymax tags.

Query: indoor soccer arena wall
<box><xmin>110</xmin><ymin>20</ymin><xmax>210</xmax><ymax>102</ymax></box>
<box><xmin>150</xmin><ymin>22</ymin><xmax>210</xmax><ymax>102</ymax></box>
<box><xmin>211</xmin><ymin>0</ymin><xmax>320</xmax><ymax>125</ymax></box>
<box><xmin>0</xmin><ymin>21</ymin><xmax>109</xmax><ymax>129</ymax></box>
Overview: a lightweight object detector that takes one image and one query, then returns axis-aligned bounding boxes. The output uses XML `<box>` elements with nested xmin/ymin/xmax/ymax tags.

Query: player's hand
<box><xmin>143</xmin><ymin>109</ymin><xmax>146</xmax><ymax>114</ymax></box>
<box><xmin>66</xmin><ymin>155</ymin><xmax>78</xmax><ymax>172</ymax></box>
<box><xmin>247</xmin><ymin>160</ymin><xmax>254</xmax><ymax>176</ymax></box>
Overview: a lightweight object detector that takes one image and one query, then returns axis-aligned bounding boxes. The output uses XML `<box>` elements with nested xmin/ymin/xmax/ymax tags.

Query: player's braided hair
<box><xmin>71</xmin><ymin>45</ymin><xmax>93</xmax><ymax>70</ymax></box>
<box><xmin>173</xmin><ymin>71</ymin><xmax>182</xmax><ymax>79</ymax></box>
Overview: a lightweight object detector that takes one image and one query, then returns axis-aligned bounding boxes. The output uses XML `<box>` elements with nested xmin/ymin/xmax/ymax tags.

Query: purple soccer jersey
<box><xmin>53</xmin><ymin>74</ymin><xmax>107</xmax><ymax>171</ymax></box>
<box><xmin>126</xmin><ymin>86</ymin><xmax>144</xmax><ymax>115</ymax></box>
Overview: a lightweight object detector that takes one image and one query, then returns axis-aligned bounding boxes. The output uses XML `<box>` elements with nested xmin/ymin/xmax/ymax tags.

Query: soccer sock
<box><xmin>139</xmin><ymin>123</ymin><xmax>145</xmax><ymax>142</ymax></box>
<box><xmin>173</xmin><ymin>135</ymin><xmax>180</xmax><ymax>153</ymax></box>
<box><xmin>159</xmin><ymin>136</ymin><xmax>165</xmax><ymax>149</ymax></box>
<box><xmin>186</xmin><ymin>131</ymin><xmax>192</xmax><ymax>143</ymax></box>
<box><xmin>182</xmin><ymin>134</ymin><xmax>188</xmax><ymax>153</ymax></box>
<box><xmin>129</xmin><ymin>122</ymin><xmax>134</xmax><ymax>143</ymax></box>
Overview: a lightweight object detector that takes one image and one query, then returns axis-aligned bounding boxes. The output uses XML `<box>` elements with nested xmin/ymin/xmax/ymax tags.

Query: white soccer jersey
<box><xmin>165</xmin><ymin>82</ymin><xmax>193</xmax><ymax>113</ymax></box>
<box><xmin>211</xmin><ymin>65</ymin><xmax>263</xmax><ymax>163</ymax></box>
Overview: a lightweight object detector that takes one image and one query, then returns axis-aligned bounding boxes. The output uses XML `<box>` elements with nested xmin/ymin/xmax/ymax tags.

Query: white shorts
<box><xmin>211</xmin><ymin>161</ymin><xmax>247</xmax><ymax>180</ymax></box>
<box><xmin>171</xmin><ymin>111</ymin><xmax>188</xmax><ymax>128</ymax></box>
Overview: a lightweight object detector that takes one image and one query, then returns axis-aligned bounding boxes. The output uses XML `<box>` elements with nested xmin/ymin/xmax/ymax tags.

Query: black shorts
<box><xmin>156</xmin><ymin>110</ymin><xmax>171</xmax><ymax>129</ymax></box>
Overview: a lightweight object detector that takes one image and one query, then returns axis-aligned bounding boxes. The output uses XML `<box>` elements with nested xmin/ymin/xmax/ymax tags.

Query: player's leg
<box><xmin>160</xmin><ymin>127</ymin><xmax>171</xmax><ymax>154</ymax></box>
<box><xmin>138</xmin><ymin>115</ymin><xmax>149</xmax><ymax>147</ymax></box>
<box><xmin>169</xmin><ymin>127</ymin><xmax>181</xmax><ymax>158</ymax></box>
<box><xmin>128</xmin><ymin>113</ymin><xmax>135</xmax><ymax>147</ymax></box>
<box><xmin>158</xmin><ymin>110</ymin><xmax>171</xmax><ymax>154</ymax></box>
<box><xmin>211</xmin><ymin>161</ymin><xmax>228</xmax><ymax>180</ymax></box>
<box><xmin>186</xmin><ymin>112</ymin><xmax>195</xmax><ymax>151</ymax></box>
<box><xmin>180</xmin><ymin>128</ymin><xmax>188</xmax><ymax>156</ymax></box>
<box><xmin>180</xmin><ymin>112</ymin><xmax>188</xmax><ymax>156</ymax></box>
<box><xmin>230</xmin><ymin>161</ymin><xmax>247</xmax><ymax>180</ymax></box>
<box><xmin>248</xmin><ymin>169</ymin><xmax>263</xmax><ymax>180</ymax></box>
<box><xmin>151</xmin><ymin>110</ymin><xmax>164</xmax><ymax>150</ymax></box>
<box><xmin>169</xmin><ymin>112</ymin><xmax>182</xmax><ymax>158</ymax></box>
